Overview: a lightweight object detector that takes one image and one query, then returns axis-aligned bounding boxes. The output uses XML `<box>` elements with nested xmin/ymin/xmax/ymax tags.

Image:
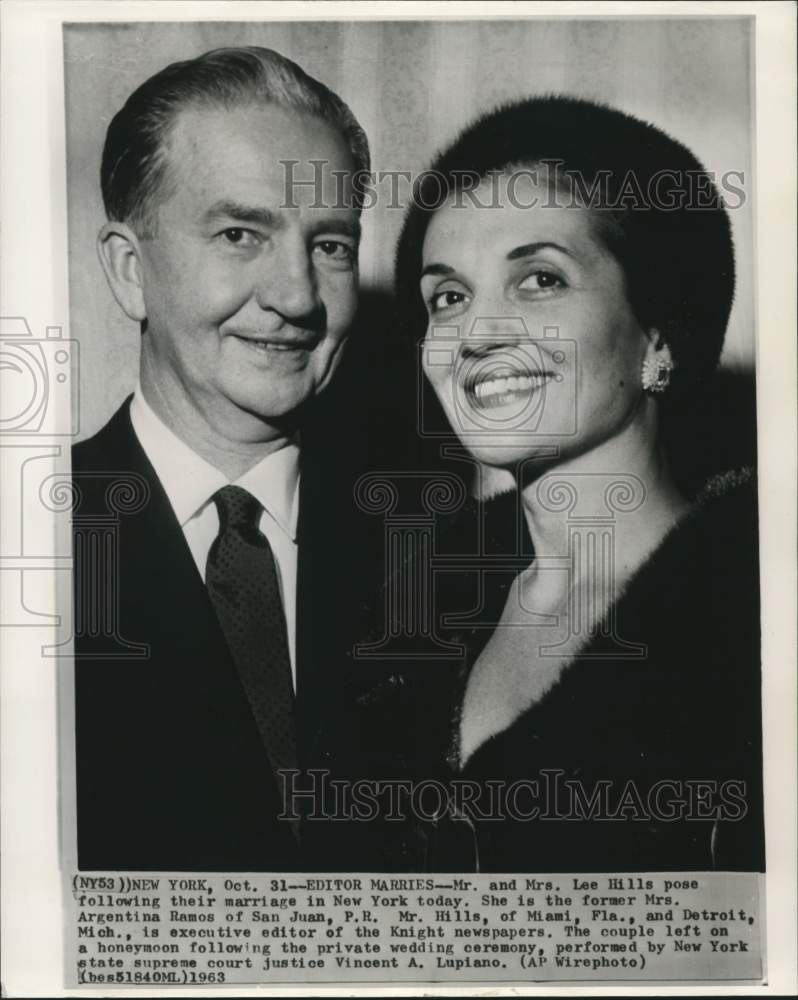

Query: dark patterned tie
<box><xmin>205</xmin><ymin>485</ymin><xmax>297</xmax><ymax>786</ymax></box>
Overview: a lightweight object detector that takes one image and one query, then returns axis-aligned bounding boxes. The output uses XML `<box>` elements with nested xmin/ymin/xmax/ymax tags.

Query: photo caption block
<box><xmin>67</xmin><ymin>871</ymin><xmax>763</xmax><ymax>986</ymax></box>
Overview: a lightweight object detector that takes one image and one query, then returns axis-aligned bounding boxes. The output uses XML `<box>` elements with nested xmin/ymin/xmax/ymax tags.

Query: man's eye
<box><xmin>428</xmin><ymin>289</ymin><xmax>469</xmax><ymax>314</ymax></box>
<box><xmin>313</xmin><ymin>240</ymin><xmax>355</xmax><ymax>264</ymax></box>
<box><xmin>221</xmin><ymin>228</ymin><xmax>259</xmax><ymax>247</ymax></box>
<box><xmin>518</xmin><ymin>269</ymin><xmax>565</xmax><ymax>293</ymax></box>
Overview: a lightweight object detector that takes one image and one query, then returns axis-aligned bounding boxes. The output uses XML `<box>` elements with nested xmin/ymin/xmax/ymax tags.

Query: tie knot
<box><xmin>213</xmin><ymin>485</ymin><xmax>261</xmax><ymax>530</ymax></box>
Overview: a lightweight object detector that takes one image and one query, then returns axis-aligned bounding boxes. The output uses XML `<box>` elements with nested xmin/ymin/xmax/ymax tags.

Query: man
<box><xmin>72</xmin><ymin>46</ymin><xmax>382</xmax><ymax>871</ymax></box>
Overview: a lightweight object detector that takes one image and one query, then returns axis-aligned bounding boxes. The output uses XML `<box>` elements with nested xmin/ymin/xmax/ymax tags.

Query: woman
<box><xmin>377</xmin><ymin>97</ymin><xmax>763</xmax><ymax>872</ymax></box>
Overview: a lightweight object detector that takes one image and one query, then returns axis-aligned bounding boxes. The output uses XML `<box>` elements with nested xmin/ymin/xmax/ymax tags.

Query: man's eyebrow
<box><xmin>506</xmin><ymin>241</ymin><xmax>575</xmax><ymax>261</ymax></box>
<box><xmin>203</xmin><ymin>201</ymin><xmax>277</xmax><ymax>227</ymax></box>
<box><xmin>306</xmin><ymin>216</ymin><xmax>362</xmax><ymax>241</ymax></box>
<box><xmin>203</xmin><ymin>201</ymin><xmax>361</xmax><ymax>241</ymax></box>
<box><xmin>420</xmin><ymin>263</ymin><xmax>455</xmax><ymax>279</ymax></box>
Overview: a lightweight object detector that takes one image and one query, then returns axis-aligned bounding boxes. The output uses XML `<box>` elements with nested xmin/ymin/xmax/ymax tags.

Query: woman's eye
<box><xmin>221</xmin><ymin>228</ymin><xmax>259</xmax><ymax>247</ymax></box>
<box><xmin>313</xmin><ymin>240</ymin><xmax>355</xmax><ymax>265</ymax></box>
<box><xmin>518</xmin><ymin>269</ymin><xmax>565</xmax><ymax>293</ymax></box>
<box><xmin>428</xmin><ymin>289</ymin><xmax>469</xmax><ymax>314</ymax></box>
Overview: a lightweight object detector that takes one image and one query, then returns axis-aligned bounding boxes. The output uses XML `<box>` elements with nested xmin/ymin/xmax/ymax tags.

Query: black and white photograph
<box><xmin>1</xmin><ymin>1</ymin><xmax>795</xmax><ymax>995</ymax></box>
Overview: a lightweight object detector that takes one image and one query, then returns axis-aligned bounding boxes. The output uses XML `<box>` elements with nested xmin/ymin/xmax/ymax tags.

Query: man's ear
<box><xmin>97</xmin><ymin>221</ymin><xmax>147</xmax><ymax>323</ymax></box>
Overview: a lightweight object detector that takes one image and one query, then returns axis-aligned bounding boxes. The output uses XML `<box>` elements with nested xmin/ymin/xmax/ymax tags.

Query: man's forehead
<box><xmin>166</xmin><ymin>102</ymin><xmax>348</xmax><ymax>163</ymax></box>
<box><xmin>161</xmin><ymin>102</ymin><xmax>357</xmax><ymax>211</ymax></box>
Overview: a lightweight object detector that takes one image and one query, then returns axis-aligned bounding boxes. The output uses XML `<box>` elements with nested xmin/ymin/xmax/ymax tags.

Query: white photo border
<box><xmin>1</xmin><ymin>2</ymin><xmax>795</xmax><ymax>997</ymax></box>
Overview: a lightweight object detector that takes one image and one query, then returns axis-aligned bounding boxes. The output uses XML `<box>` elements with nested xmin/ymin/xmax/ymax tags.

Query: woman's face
<box><xmin>420</xmin><ymin>174</ymin><xmax>653</xmax><ymax>469</ymax></box>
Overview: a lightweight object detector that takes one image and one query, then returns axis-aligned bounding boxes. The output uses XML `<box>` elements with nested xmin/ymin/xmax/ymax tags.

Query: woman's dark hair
<box><xmin>395</xmin><ymin>96</ymin><xmax>736</xmax><ymax>395</ymax></box>
<box><xmin>102</xmin><ymin>46</ymin><xmax>370</xmax><ymax>237</ymax></box>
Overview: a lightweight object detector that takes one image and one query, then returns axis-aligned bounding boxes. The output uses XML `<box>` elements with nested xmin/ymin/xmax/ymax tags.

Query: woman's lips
<box><xmin>464</xmin><ymin>370</ymin><xmax>556</xmax><ymax>409</ymax></box>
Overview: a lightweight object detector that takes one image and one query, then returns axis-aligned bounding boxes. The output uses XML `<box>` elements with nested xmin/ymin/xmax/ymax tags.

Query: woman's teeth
<box><xmin>470</xmin><ymin>372</ymin><xmax>552</xmax><ymax>406</ymax></box>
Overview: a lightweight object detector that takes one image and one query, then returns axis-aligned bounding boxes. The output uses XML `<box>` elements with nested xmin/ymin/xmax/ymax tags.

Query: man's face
<box><xmin>134</xmin><ymin>103</ymin><xmax>360</xmax><ymax>440</ymax></box>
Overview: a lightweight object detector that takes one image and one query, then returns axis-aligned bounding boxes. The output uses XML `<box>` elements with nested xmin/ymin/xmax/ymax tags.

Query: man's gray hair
<box><xmin>101</xmin><ymin>46</ymin><xmax>370</xmax><ymax>236</ymax></box>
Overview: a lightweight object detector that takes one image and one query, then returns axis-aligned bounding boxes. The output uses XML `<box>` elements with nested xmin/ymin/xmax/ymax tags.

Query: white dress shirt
<box><xmin>129</xmin><ymin>389</ymin><xmax>300</xmax><ymax>686</ymax></box>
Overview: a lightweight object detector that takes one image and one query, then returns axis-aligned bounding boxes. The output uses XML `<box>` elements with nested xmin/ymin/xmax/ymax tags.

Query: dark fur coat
<box><xmin>343</xmin><ymin>469</ymin><xmax>764</xmax><ymax>873</ymax></box>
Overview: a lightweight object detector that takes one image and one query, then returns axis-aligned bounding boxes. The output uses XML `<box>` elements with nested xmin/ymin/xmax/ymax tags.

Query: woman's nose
<box><xmin>461</xmin><ymin>314</ymin><xmax>531</xmax><ymax>354</ymax></box>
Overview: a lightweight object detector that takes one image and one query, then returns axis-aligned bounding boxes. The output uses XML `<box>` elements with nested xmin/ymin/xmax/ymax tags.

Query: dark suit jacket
<box><xmin>72</xmin><ymin>398</ymin><xmax>387</xmax><ymax>871</ymax></box>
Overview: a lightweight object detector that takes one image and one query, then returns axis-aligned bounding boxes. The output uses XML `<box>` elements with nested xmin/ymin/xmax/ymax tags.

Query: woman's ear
<box><xmin>642</xmin><ymin>328</ymin><xmax>674</xmax><ymax>369</ymax></box>
<box><xmin>641</xmin><ymin>328</ymin><xmax>675</xmax><ymax>394</ymax></box>
<box><xmin>96</xmin><ymin>222</ymin><xmax>147</xmax><ymax>323</ymax></box>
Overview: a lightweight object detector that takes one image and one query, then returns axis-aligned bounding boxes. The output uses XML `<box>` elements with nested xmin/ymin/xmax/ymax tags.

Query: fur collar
<box><xmin>451</xmin><ymin>467</ymin><xmax>756</xmax><ymax>769</ymax></box>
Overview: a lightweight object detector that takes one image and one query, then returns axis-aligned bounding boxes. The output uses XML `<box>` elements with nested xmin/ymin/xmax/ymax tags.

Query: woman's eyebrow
<box><xmin>421</xmin><ymin>241</ymin><xmax>577</xmax><ymax>278</ymax></box>
<box><xmin>506</xmin><ymin>241</ymin><xmax>575</xmax><ymax>261</ymax></box>
<box><xmin>420</xmin><ymin>263</ymin><xmax>455</xmax><ymax>278</ymax></box>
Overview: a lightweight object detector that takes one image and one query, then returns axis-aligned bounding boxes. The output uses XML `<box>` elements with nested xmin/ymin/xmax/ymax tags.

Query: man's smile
<box><xmin>229</xmin><ymin>333</ymin><xmax>320</xmax><ymax>354</ymax></box>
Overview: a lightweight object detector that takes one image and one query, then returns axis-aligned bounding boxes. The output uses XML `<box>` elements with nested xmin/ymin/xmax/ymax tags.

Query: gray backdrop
<box><xmin>64</xmin><ymin>17</ymin><xmax>755</xmax><ymax>440</ymax></box>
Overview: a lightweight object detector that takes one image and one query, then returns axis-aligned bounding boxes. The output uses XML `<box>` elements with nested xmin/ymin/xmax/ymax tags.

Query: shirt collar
<box><xmin>237</xmin><ymin>437</ymin><xmax>300</xmax><ymax>541</ymax></box>
<box><xmin>129</xmin><ymin>387</ymin><xmax>300</xmax><ymax>541</ymax></box>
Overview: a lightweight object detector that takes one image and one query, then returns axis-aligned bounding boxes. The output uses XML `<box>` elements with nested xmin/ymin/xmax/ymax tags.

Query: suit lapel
<box><xmin>80</xmin><ymin>402</ymin><xmax>286</xmax><ymax>786</ymax></box>
<box><xmin>102</xmin><ymin>402</ymin><xmax>233</xmax><ymax>664</ymax></box>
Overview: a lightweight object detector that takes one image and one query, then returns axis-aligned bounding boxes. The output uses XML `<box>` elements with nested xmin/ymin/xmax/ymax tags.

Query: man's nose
<box><xmin>255</xmin><ymin>235</ymin><xmax>322</xmax><ymax>324</ymax></box>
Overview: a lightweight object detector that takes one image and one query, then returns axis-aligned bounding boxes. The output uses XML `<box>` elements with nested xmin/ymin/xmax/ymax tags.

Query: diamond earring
<box><xmin>641</xmin><ymin>356</ymin><xmax>674</xmax><ymax>394</ymax></box>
